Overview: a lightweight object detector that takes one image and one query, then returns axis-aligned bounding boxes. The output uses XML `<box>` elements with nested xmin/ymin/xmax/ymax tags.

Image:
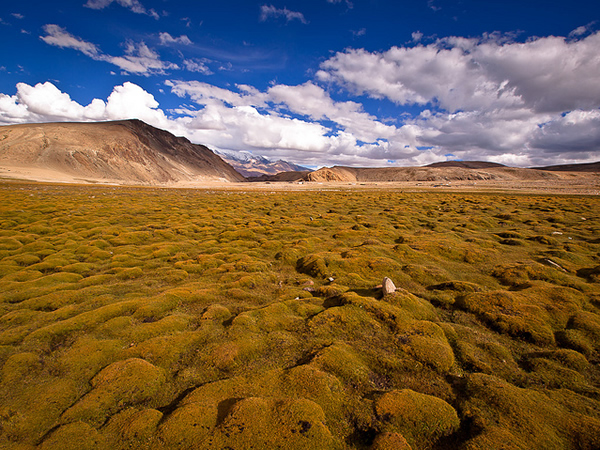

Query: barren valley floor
<box><xmin>1</xmin><ymin>161</ymin><xmax>599</xmax><ymax>196</ymax></box>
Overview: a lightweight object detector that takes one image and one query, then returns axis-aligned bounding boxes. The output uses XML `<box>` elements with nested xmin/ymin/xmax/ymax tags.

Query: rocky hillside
<box><xmin>0</xmin><ymin>120</ymin><xmax>245</xmax><ymax>184</ymax></box>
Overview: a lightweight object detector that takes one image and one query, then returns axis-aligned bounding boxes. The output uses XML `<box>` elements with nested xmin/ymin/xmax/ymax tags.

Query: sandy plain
<box><xmin>1</xmin><ymin>163</ymin><xmax>599</xmax><ymax>195</ymax></box>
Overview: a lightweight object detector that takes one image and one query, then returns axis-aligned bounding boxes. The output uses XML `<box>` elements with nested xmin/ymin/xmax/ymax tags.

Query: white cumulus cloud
<box><xmin>3</xmin><ymin>22</ymin><xmax>600</xmax><ymax>172</ymax></box>
<box><xmin>0</xmin><ymin>82</ymin><xmax>105</xmax><ymax>123</ymax></box>
<box><xmin>165</xmin><ymin>80</ymin><xmax>424</xmax><ymax>165</ymax></box>
<box><xmin>84</xmin><ymin>0</ymin><xmax>159</xmax><ymax>19</ymax></box>
<box><xmin>259</xmin><ymin>5</ymin><xmax>307</xmax><ymax>24</ymax></box>
<box><xmin>531</xmin><ymin>110</ymin><xmax>600</xmax><ymax>154</ymax></box>
<box><xmin>0</xmin><ymin>82</ymin><xmax>175</xmax><ymax>127</ymax></box>
<box><xmin>40</xmin><ymin>25</ymin><xmax>178</xmax><ymax>75</ymax></box>
<box><xmin>183</xmin><ymin>59</ymin><xmax>213</xmax><ymax>75</ymax></box>
<box><xmin>108</xmin><ymin>41</ymin><xmax>179</xmax><ymax>74</ymax></box>
<box><xmin>40</xmin><ymin>24</ymin><xmax>100</xmax><ymax>58</ymax></box>
<box><xmin>159</xmin><ymin>32</ymin><xmax>192</xmax><ymax>46</ymax></box>
<box><xmin>313</xmin><ymin>30</ymin><xmax>600</xmax><ymax>166</ymax></box>
<box><xmin>317</xmin><ymin>31</ymin><xmax>600</xmax><ymax>114</ymax></box>
<box><xmin>267</xmin><ymin>82</ymin><xmax>396</xmax><ymax>143</ymax></box>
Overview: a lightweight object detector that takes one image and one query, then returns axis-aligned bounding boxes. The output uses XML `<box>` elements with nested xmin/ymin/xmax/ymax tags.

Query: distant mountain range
<box><xmin>426</xmin><ymin>161</ymin><xmax>507</xmax><ymax>169</ymax></box>
<box><xmin>430</xmin><ymin>160</ymin><xmax>600</xmax><ymax>172</ymax></box>
<box><xmin>300</xmin><ymin>162</ymin><xmax>599</xmax><ymax>183</ymax></box>
<box><xmin>0</xmin><ymin>120</ymin><xmax>597</xmax><ymax>186</ymax></box>
<box><xmin>215</xmin><ymin>150</ymin><xmax>309</xmax><ymax>178</ymax></box>
<box><xmin>532</xmin><ymin>161</ymin><xmax>600</xmax><ymax>172</ymax></box>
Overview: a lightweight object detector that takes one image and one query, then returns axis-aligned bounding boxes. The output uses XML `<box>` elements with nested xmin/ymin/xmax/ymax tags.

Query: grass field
<box><xmin>0</xmin><ymin>180</ymin><xmax>599</xmax><ymax>449</ymax></box>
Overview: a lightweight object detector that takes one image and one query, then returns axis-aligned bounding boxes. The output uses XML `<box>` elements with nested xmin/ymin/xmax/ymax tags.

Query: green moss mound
<box><xmin>375</xmin><ymin>389</ymin><xmax>460</xmax><ymax>448</ymax></box>
<box><xmin>460</xmin><ymin>373</ymin><xmax>600</xmax><ymax>450</ymax></box>
<box><xmin>212</xmin><ymin>397</ymin><xmax>340</xmax><ymax>449</ymax></box>
<box><xmin>0</xmin><ymin>183</ymin><xmax>598</xmax><ymax>450</ymax></box>
<box><xmin>61</xmin><ymin>358</ymin><xmax>167</xmax><ymax>426</ymax></box>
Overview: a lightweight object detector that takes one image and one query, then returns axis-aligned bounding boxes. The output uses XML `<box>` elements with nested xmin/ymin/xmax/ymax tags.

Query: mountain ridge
<box><xmin>215</xmin><ymin>150</ymin><xmax>309</xmax><ymax>178</ymax></box>
<box><xmin>0</xmin><ymin>120</ymin><xmax>244</xmax><ymax>184</ymax></box>
<box><xmin>532</xmin><ymin>161</ymin><xmax>600</xmax><ymax>172</ymax></box>
<box><xmin>426</xmin><ymin>161</ymin><xmax>507</xmax><ymax>169</ymax></box>
<box><xmin>298</xmin><ymin>162</ymin><xmax>599</xmax><ymax>183</ymax></box>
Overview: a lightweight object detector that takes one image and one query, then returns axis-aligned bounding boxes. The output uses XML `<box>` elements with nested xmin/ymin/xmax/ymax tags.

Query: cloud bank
<box><xmin>0</xmin><ymin>82</ymin><xmax>169</xmax><ymax>125</ymax></box>
<box><xmin>317</xmin><ymin>32</ymin><xmax>600</xmax><ymax>114</ymax></box>
<box><xmin>315</xmin><ymin>30</ymin><xmax>600</xmax><ymax>165</ymax></box>
<box><xmin>3</xmin><ymin>30</ymin><xmax>600</xmax><ymax>167</ymax></box>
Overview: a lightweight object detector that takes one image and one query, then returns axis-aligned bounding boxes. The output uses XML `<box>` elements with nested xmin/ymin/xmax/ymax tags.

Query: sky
<box><xmin>1</xmin><ymin>0</ymin><xmax>599</xmax><ymax>168</ymax></box>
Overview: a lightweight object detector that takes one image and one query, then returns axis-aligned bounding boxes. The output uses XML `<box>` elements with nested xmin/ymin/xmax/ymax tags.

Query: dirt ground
<box><xmin>1</xmin><ymin>163</ymin><xmax>598</xmax><ymax>195</ymax></box>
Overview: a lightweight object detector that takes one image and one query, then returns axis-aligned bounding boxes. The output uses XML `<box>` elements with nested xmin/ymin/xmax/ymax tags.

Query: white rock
<box><xmin>382</xmin><ymin>277</ymin><xmax>396</xmax><ymax>295</ymax></box>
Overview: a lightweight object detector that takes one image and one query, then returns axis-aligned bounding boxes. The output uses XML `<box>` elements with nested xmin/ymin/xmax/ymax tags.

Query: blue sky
<box><xmin>1</xmin><ymin>0</ymin><xmax>599</xmax><ymax>168</ymax></box>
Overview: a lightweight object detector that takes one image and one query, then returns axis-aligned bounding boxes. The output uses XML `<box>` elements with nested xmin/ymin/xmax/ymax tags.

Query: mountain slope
<box><xmin>0</xmin><ymin>120</ymin><xmax>245</xmax><ymax>184</ymax></box>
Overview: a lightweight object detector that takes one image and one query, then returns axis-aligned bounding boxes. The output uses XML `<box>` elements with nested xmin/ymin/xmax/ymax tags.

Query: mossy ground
<box><xmin>0</xmin><ymin>181</ymin><xmax>599</xmax><ymax>449</ymax></box>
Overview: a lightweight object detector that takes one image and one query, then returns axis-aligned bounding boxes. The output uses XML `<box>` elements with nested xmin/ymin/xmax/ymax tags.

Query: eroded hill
<box><xmin>0</xmin><ymin>120</ymin><xmax>245</xmax><ymax>184</ymax></box>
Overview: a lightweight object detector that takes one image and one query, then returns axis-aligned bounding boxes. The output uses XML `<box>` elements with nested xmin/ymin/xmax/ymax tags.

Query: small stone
<box><xmin>327</xmin><ymin>277</ymin><xmax>335</xmax><ymax>283</ymax></box>
<box><xmin>382</xmin><ymin>277</ymin><xmax>396</xmax><ymax>295</ymax></box>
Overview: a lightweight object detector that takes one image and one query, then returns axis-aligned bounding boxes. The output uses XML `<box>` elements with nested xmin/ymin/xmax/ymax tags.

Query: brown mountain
<box><xmin>246</xmin><ymin>170</ymin><xmax>311</xmax><ymax>182</ymax></box>
<box><xmin>533</xmin><ymin>161</ymin><xmax>600</xmax><ymax>172</ymax></box>
<box><xmin>0</xmin><ymin>120</ymin><xmax>245</xmax><ymax>184</ymax></box>
<box><xmin>426</xmin><ymin>161</ymin><xmax>507</xmax><ymax>169</ymax></box>
<box><xmin>302</xmin><ymin>165</ymin><xmax>563</xmax><ymax>183</ymax></box>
